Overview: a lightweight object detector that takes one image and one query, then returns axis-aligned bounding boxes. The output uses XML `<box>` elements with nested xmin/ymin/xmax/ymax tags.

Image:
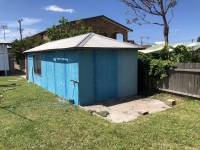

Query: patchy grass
<box><xmin>1</xmin><ymin>76</ymin><xmax>200</xmax><ymax>149</ymax></box>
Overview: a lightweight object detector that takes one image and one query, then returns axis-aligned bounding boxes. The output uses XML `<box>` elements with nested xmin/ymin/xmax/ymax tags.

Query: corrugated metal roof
<box><xmin>139</xmin><ymin>44</ymin><xmax>173</xmax><ymax>53</ymax></box>
<box><xmin>139</xmin><ymin>44</ymin><xmax>164</xmax><ymax>53</ymax></box>
<box><xmin>139</xmin><ymin>42</ymin><xmax>200</xmax><ymax>54</ymax></box>
<box><xmin>187</xmin><ymin>42</ymin><xmax>200</xmax><ymax>51</ymax></box>
<box><xmin>0</xmin><ymin>40</ymin><xmax>11</xmax><ymax>44</ymax></box>
<box><xmin>24</xmin><ymin>33</ymin><xmax>142</xmax><ymax>53</ymax></box>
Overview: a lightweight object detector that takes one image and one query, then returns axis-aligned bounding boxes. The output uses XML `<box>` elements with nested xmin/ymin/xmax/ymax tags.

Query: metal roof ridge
<box><xmin>94</xmin><ymin>33</ymin><xmax>142</xmax><ymax>48</ymax></box>
<box><xmin>76</xmin><ymin>33</ymin><xmax>95</xmax><ymax>47</ymax></box>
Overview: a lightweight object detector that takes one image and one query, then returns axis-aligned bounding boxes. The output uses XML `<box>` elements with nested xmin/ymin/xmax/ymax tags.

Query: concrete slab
<box><xmin>83</xmin><ymin>98</ymin><xmax>170</xmax><ymax>123</ymax></box>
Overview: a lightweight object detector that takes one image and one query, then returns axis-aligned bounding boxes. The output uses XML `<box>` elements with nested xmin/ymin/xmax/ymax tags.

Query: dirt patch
<box><xmin>83</xmin><ymin>98</ymin><xmax>170</xmax><ymax>123</ymax></box>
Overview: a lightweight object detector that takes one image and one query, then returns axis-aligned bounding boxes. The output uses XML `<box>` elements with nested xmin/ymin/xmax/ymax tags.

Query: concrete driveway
<box><xmin>83</xmin><ymin>98</ymin><xmax>170</xmax><ymax>123</ymax></box>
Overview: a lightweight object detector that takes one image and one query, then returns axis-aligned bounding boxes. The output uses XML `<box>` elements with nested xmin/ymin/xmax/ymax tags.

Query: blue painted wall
<box><xmin>118</xmin><ymin>50</ymin><xmax>138</xmax><ymax>97</ymax></box>
<box><xmin>78</xmin><ymin>50</ymin><xmax>95</xmax><ymax>105</ymax></box>
<box><xmin>28</xmin><ymin>50</ymin><xmax>80</xmax><ymax>105</ymax></box>
<box><xmin>28</xmin><ymin>49</ymin><xmax>138</xmax><ymax>106</ymax></box>
<box><xmin>94</xmin><ymin>50</ymin><xmax>118</xmax><ymax>102</ymax></box>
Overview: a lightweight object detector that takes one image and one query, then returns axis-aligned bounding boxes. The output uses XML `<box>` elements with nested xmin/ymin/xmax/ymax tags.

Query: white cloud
<box><xmin>0</xmin><ymin>17</ymin><xmax>42</xmax><ymax>41</ymax></box>
<box><xmin>45</xmin><ymin>5</ymin><xmax>74</xmax><ymax>13</ymax></box>
<box><xmin>0</xmin><ymin>29</ymin><xmax>11</xmax><ymax>34</ymax></box>
<box><xmin>0</xmin><ymin>28</ymin><xmax>39</xmax><ymax>42</ymax></box>
<box><xmin>22</xmin><ymin>17</ymin><xmax>42</xmax><ymax>26</ymax></box>
<box><xmin>1</xmin><ymin>17</ymin><xmax>42</xmax><ymax>28</ymax></box>
<box><xmin>22</xmin><ymin>28</ymin><xmax>38</xmax><ymax>37</ymax></box>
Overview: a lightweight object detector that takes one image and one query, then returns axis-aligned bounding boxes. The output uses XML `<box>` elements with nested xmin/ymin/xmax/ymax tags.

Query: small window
<box><xmin>33</xmin><ymin>53</ymin><xmax>41</xmax><ymax>75</ymax></box>
<box><xmin>116</xmin><ymin>33</ymin><xmax>124</xmax><ymax>41</ymax></box>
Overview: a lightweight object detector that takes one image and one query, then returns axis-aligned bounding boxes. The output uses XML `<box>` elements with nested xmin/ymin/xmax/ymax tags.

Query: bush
<box><xmin>138</xmin><ymin>52</ymin><xmax>153</xmax><ymax>70</ymax></box>
<box><xmin>138</xmin><ymin>45</ymin><xmax>200</xmax><ymax>95</ymax></box>
<box><xmin>47</xmin><ymin>17</ymin><xmax>93</xmax><ymax>41</ymax></box>
<box><xmin>139</xmin><ymin>45</ymin><xmax>200</xmax><ymax>80</ymax></box>
<box><xmin>139</xmin><ymin>52</ymin><xmax>175</xmax><ymax>80</ymax></box>
<box><xmin>170</xmin><ymin>45</ymin><xmax>191</xmax><ymax>62</ymax></box>
<box><xmin>149</xmin><ymin>59</ymin><xmax>175</xmax><ymax>79</ymax></box>
<box><xmin>12</xmin><ymin>38</ymin><xmax>45</xmax><ymax>63</ymax></box>
<box><xmin>190</xmin><ymin>51</ymin><xmax>200</xmax><ymax>62</ymax></box>
<box><xmin>159</xmin><ymin>47</ymin><xmax>170</xmax><ymax>60</ymax></box>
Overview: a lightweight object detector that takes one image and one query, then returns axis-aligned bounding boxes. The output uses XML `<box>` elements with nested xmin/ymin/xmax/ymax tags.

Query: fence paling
<box><xmin>159</xmin><ymin>63</ymin><xmax>200</xmax><ymax>98</ymax></box>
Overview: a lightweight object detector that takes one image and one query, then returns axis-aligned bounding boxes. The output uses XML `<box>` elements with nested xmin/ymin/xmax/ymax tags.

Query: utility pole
<box><xmin>0</xmin><ymin>25</ymin><xmax>8</xmax><ymax>40</ymax></box>
<box><xmin>140</xmin><ymin>36</ymin><xmax>149</xmax><ymax>45</ymax></box>
<box><xmin>192</xmin><ymin>39</ymin><xmax>195</xmax><ymax>43</ymax></box>
<box><xmin>18</xmin><ymin>19</ymin><xmax>23</xmax><ymax>41</ymax></box>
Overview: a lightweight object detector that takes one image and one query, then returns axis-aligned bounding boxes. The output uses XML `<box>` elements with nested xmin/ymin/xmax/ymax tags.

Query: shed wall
<box><xmin>78</xmin><ymin>50</ymin><xmax>95</xmax><ymax>105</ymax></box>
<box><xmin>28</xmin><ymin>50</ymin><xmax>80</xmax><ymax>105</ymax></box>
<box><xmin>0</xmin><ymin>44</ymin><xmax>9</xmax><ymax>71</ymax></box>
<box><xmin>28</xmin><ymin>49</ymin><xmax>138</xmax><ymax>105</ymax></box>
<box><xmin>94</xmin><ymin>50</ymin><xmax>118</xmax><ymax>102</ymax></box>
<box><xmin>118</xmin><ymin>50</ymin><xmax>138</xmax><ymax>97</ymax></box>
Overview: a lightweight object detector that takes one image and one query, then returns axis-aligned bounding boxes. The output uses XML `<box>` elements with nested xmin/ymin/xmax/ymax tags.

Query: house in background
<box><xmin>186</xmin><ymin>42</ymin><xmax>200</xmax><ymax>51</ymax></box>
<box><xmin>25</xmin><ymin>33</ymin><xmax>141</xmax><ymax>105</ymax></box>
<box><xmin>30</xmin><ymin>15</ymin><xmax>134</xmax><ymax>43</ymax></box>
<box><xmin>0</xmin><ymin>40</ymin><xmax>11</xmax><ymax>75</ymax></box>
<box><xmin>139</xmin><ymin>42</ymin><xmax>200</xmax><ymax>54</ymax></box>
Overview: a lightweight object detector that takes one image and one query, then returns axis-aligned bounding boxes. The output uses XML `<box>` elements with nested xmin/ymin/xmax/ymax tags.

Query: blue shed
<box><xmin>25</xmin><ymin>33</ymin><xmax>141</xmax><ymax>105</ymax></box>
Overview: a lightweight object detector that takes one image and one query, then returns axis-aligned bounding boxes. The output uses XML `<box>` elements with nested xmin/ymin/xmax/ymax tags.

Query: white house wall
<box><xmin>0</xmin><ymin>44</ymin><xmax>9</xmax><ymax>71</ymax></box>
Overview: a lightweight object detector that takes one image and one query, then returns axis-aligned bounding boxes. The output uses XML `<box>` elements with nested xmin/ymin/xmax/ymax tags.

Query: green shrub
<box><xmin>149</xmin><ymin>59</ymin><xmax>175</xmax><ymax>79</ymax></box>
<box><xmin>139</xmin><ymin>52</ymin><xmax>175</xmax><ymax>80</ymax></box>
<box><xmin>190</xmin><ymin>51</ymin><xmax>200</xmax><ymax>62</ymax></box>
<box><xmin>47</xmin><ymin>17</ymin><xmax>93</xmax><ymax>41</ymax></box>
<box><xmin>138</xmin><ymin>52</ymin><xmax>153</xmax><ymax>70</ymax></box>
<box><xmin>12</xmin><ymin>38</ymin><xmax>45</xmax><ymax>63</ymax></box>
<box><xmin>139</xmin><ymin>45</ymin><xmax>200</xmax><ymax>95</ymax></box>
<box><xmin>170</xmin><ymin>45</ymin><xmax>191</xmax><ymax>62</ymax></box>
<box><xmin>139</xmin><ymin>45</ymin><xmax>199</xmax><ymax>80</ymax></box>
<box><xmin>159</xmin><ymin>47</ymin><xmax>170</xmax><ymax>60</ymax></box>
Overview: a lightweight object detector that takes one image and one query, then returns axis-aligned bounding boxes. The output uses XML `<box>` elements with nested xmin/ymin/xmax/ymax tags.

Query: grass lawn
<box><xmin>1</xmin><ymin>76</ymin><xmax>200</xmax><ymax>149</ymax></box>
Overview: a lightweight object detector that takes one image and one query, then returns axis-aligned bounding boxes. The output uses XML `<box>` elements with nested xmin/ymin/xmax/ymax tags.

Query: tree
<box><xmin>47</xmin><ymin>17</ymin><xmax>93</xmax><ymax>41</ymax></box>
<box><xmin>197</xmin><ymin>36</ymin><xmax>200</xmax><ymax>42</ymax></box>
<box><xmin>121</xmin><ymin>0</ymin><xmax>177</xmax><ymax>46</ymax></box>
<box><xmin>12</xmin><ymin>38</ymin><xmax>45</xmax><ymax>63</ymax></box>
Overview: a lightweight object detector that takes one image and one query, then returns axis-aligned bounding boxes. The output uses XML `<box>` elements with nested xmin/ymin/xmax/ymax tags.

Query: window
<box><xmin>116</xmin><ymin>33</ymin><xmax>124</xmax><ymax>41</ymax></box>
<box><xmin>33</xmin><ymin>53</ymin><xmax>41</xmax><ymax>75</ymax></box>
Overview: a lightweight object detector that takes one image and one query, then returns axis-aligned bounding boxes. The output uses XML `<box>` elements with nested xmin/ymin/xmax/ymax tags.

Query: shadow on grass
<box><xmin>0</xmin><ymin>105</ymin><xmax>33</xmax><ymax>122</ymax></box>
<box><xmin>0</xmin><ymin>83</ymin><xmax>20</xmax><ymax>88</ymax></box>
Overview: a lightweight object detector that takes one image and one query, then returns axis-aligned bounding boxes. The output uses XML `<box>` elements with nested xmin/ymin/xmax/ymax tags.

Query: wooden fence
<box><xmin>159</xmin><ymin>63</ymin><xmax>200</xmax><ymax>98</ymax></box>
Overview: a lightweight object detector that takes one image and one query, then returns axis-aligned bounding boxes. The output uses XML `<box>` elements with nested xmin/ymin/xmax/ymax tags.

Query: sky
<box><xmin>0</xmin><ymin>0</ymin><xmax>200</xmax><ymax>44</ymax></box>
